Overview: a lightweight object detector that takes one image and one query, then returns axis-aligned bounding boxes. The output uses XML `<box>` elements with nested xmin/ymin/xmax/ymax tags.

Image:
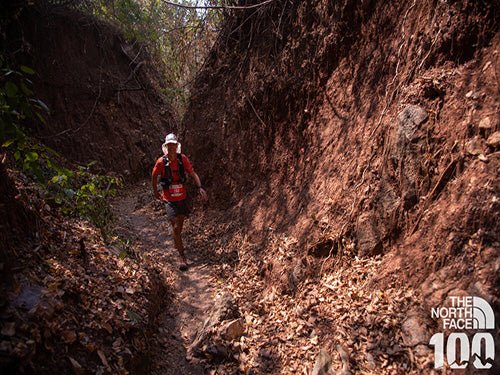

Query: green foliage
<box><xmin>111</xmin><ymin>235</ymin><xmax>136</xmax><ymax>259</ymax></box>
<box><xmin>0</xmin><ymin>59</ymin><xmax>49</xmax><ymax>146</ymax></box>
<box><xmin>126</xmin><ymin>308</ymin><xmax>143</xmax><ymax>324</ymax></box>
<box><xmin>4</xmin><ymin>137</ymin><xmax>122</xmax><ymax>229</ymax></box>
<box><xmin>87</xmin><ymin>0</ymin><xmax>223</xmax><ymax>112</ymax></box>
<box><xmin>0</xmin><ymin>60</ymin><xmax>121</xmax><ymax>230</ymax></box>
<box><xmin>47</xmin><ymin>163</ymin><xmax>122</xmax><ymax>230</ymax></box>
<box><xmin>1</xmin><ymin>60</ymin><xmax>52</xmax><ymax>183</ymax></box>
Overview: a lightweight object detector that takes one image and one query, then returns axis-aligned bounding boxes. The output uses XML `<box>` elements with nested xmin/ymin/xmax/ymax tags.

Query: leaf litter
<box><xmin>2</xmin><ymin>182</ymin><xmax>437</xmax><ymax>374</ymax></box>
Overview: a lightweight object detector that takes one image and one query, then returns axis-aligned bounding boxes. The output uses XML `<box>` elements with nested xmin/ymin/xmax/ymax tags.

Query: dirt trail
<box><xmin>112</xmin><ymin>183</ymin><xmax>217</xmax><ymax>374</ymax></box>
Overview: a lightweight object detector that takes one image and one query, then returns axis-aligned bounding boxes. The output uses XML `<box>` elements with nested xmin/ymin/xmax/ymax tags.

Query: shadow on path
<box><xmin>112</xmin><ymin>183</ymin><xmax>217</xmax><ymax>374</ymax></box>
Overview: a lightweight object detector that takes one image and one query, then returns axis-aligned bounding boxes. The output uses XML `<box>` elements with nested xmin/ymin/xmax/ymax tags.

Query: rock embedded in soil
<box><xmin>311</xmin><ymin>348</ymin><xmax>333</xmax><ymax>375</ymax></box>
<box><xmin>478</xmin><ymin>116</ymin><xmax>492</xmax><ymax>129</ymax></box>
<box><xmin>397</xmin><ymin>105</ymin><xmax>428</xmax><ymax>143</ymax></box>
<box><xmin>486</xmin><ymin>131</ymin><xmax>500</xmax><ymax>149</ymax></box>
<box><xmin>189</xmin><ymin>292</ymin><xmax>241</xmax><ymax>360</ymax></box>
<box><xmin>356</xmin><ymin>212</ymin><xmax>383</xmax><ymax>257</ymax></box>
<box><xmin>466</xmin><ymin>137</ymin><xmax>486</xmax><ymax>155</ymax></box>
<box><xmin>401</xmin><ymin>313</ymin><xmax>429</xmax><ymax>347</ymax></box>
<box><xmin>220</xmin><ymin>318</ymin><xmax>245</xmax><ymax>341</ymax></box>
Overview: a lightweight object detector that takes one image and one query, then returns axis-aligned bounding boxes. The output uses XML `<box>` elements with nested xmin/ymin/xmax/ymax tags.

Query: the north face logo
<box><xmin>429</xmin><ymin>295</ymin><xmax>496</xmax><ymax>369</ymax></box>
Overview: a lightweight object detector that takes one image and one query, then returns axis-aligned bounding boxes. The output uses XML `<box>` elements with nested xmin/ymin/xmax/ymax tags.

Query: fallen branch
<box><xmin>79</xmin><ymin>237</ymin><xmax>87</xmax><ymax>263</ymax></box>
<box><xmin>246</xmin><ymin>96</ymin><xmax>268</xmax><ymax>128</ymax></box>
<box><xmin>121</xmin><ymin>61</ymin><xmax>145</xmax><ymax>87</ymax></box>
<box><xmin>322</xmin><ymin>283</ymin><xmax>336</xmax><ymax>291</ymax></box>
<box><xmin>410</xmin><ymin>157</ymin><xmax>460</xmax><ymax>234</ymax></box>
<box><xmin>427</xmin><ymin>157</ymin><xmax>458</xmax><ymax>200</ymax></box>
<box><xmin>162</xmin><ymin>0</ymin><xmax>275</xmax><ymax>10</ymax></box>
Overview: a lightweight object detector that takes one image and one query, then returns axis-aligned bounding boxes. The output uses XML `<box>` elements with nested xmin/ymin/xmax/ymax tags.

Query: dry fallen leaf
<box><xmin>85</xmin><ymin>342</ymin><xmax>97</xmax><ymax>352</ymax></box>
<box><xmin>1</xmin><ymin>322</ymin><xmax>15</xmax><ymax>337</ymax></box>
<box><xmin>68</xmin><ymin>356</ymin><xmax>84</xmax><ymax>375</ymax></box>
<box><xmin>102</xmin><ymin>322</ymin><xmax>113</xmax><ymax>334</ymax></box>
<box><xmin>98</xmin><ymin>349</ymin><xmax>111</xmax><ymax>370</ymax></box>
<box><xmin>62</xmin><ymin>330</ymin><xmax>77</xmax><ymax>344</ymax></box>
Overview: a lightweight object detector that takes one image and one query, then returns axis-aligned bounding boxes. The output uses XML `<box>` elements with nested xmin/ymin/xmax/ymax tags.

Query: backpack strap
<box><xmin>177</xmin><ymin>153</ymin><xmax>186</xmax><ymax>183</ymax></box>
<box><xmin>163</xmin><ymin>154</ymin><xmax>186</xmax><ymax>184</ymax></box>
<box><xmin>162</xmin><ymin>156</ymin><xmax>172</xmax><ymax>182</ymax></box>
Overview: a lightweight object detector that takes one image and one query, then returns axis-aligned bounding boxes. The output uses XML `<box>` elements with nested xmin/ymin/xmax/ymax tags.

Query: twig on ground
<box><xmin>246</xmin><ymin>96</ymin><xmax>268</xmax><ymax>128</ymax></box>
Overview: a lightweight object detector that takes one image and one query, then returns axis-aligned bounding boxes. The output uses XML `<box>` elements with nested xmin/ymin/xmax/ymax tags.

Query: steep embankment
<box><xmin>184</xmin><ymin>0</ymin><xmax>498</xmax><ymax>285</ymax></box>
<box><xmin>1</xmin><ymin>3</ymin><xmax>185</xmax><ymax>373</ymax></box>
<box><xmin>7</xmin><ymin>3</ymin><xmax>176</xmax><ymax>178</ymax></box>
<box><xmin>182</xmin><ymin>0</ymin><xmax>499</xmax><ymax>372</ymax></box>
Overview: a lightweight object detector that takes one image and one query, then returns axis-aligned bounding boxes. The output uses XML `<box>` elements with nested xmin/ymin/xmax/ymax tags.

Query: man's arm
<box><xmin>152</xmin><ymin>172</ymin><xmax>161</xmax><ymax>200</ymax></box>
<box><xmin>190</xmin><ymin>171</ymin><xmax>208</xmax><ymax>202</ymax></box>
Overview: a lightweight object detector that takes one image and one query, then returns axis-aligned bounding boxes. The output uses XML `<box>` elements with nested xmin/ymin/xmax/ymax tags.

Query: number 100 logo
<box><xmin>429</xmin><ymin>332</ymin><xmax>494</xmax><ymax>369</ymax></box>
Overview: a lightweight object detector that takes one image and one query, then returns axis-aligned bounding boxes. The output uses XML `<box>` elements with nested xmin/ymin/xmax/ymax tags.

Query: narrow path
<box><xmin>112</xmin><ymin>183</ymin><xmax>216</xmax><ymax>374</ymax></box>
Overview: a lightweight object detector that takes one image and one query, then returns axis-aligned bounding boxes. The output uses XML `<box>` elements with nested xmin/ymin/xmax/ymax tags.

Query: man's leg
<box><xmin>170</xmin><ymin>215</ymin><xmax>186</xmax><ymax>263</ymax></box>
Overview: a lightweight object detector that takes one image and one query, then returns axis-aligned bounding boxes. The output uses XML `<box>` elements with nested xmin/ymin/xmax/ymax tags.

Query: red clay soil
<box><xmin>182</xmin><ymin>0</ymin><xmax>499</xmax><ymax>372</ymax></box>
<box><xmin>184</xmin><ymin>0</ymin><xmax>499</xmax><ymax>290</ymax></box>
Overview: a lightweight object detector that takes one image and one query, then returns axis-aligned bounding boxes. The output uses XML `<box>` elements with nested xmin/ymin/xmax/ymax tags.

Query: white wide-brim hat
<box><xmin>162</xmin><ymin>133</ymin><xmax>181</xmax><ymax>154</ymax></box>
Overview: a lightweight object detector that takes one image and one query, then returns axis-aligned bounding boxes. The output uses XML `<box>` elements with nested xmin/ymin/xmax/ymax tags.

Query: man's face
<box><xmin>167</xmin><ymin>143</ymin><xmax>177</xmax><ymax>153</ymax></box>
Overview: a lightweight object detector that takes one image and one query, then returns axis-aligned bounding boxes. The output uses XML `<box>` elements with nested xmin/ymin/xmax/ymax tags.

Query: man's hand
<box><xmin>199</xmin><ymin>187</ymin><xmax>208</xmax><ymax>202</ymax></box>
<box><xmin>152</xmin><ymin>174</ymin><xmax>161</xmax><ymax>201</ymax></box>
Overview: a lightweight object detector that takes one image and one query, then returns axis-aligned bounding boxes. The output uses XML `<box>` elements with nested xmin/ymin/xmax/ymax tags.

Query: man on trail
<box><xmin>152</xmin><ymin>133</ymin><xmax>207</xmax><ymax>271</ymax></box>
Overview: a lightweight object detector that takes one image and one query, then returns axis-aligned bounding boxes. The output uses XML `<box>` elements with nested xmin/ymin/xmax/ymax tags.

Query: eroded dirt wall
<box><xmin>5</xmin><ymin>3</ymin><xmax>177</xmax><ymax>179</ymax></box>
<box><xmin>183</xmin><ymin>0</ymin><xmax>498</xmax><ymax>284</ymax></box>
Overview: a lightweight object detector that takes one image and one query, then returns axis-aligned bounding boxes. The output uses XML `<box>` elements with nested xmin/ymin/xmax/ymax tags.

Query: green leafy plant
<box><xmin>48</xmin><ymin>162</ymin><xmax>122</xmax><ymax>230</ymax></box>
<box><xmin>112</xmin><ymin>236</ymin><xmax>136</xmax><ymax>259</ymax></box>
<box><xmin>0</xmin><ymin>61</ymin><xmax>121</xmax><ymax>230</ymax></box>
<box><xmin>83</xmin><ymin>0</ymin><xmax>224</xmax><ymax>113</ymax></box>
<box><xmin>0</xmin><ymin>61</ymin><xmax>49</xmax><ymax>146</ymax></box>
<box><xmin>1</xmin><ymin>61</ymin><xmax>50</xmax><ymax>181</ymax></box>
